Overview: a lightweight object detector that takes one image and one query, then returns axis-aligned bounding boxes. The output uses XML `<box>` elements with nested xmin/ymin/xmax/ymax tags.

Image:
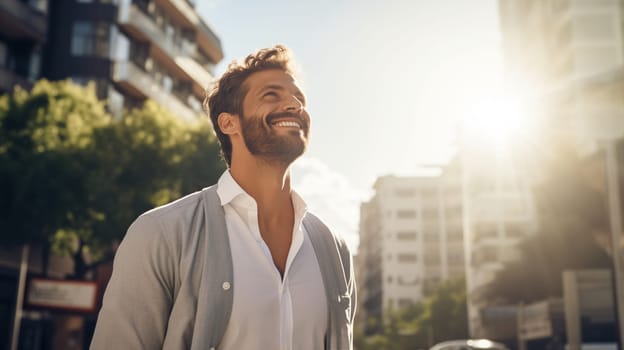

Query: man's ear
<box><xmin>217</xmin><ymin>112</ymin><xmax>239</xmax><ymax>135</ymax></box>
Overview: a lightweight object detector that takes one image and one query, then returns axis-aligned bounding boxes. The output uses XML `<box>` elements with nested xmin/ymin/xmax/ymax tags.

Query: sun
<box><xmin>461</xmin><ymin>90</ymin><xmax>534</xmax><ymax>148</ymax></box>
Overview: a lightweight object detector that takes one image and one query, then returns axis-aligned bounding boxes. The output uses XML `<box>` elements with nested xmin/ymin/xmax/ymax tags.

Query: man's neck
<box><xmin>229</xmin><ymin>155</ymin><xmax>293</xmax><ymax>215</ymax></box>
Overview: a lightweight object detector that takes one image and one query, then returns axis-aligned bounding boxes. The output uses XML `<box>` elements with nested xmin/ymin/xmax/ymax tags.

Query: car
<box><xmin>429</xmin><ymin>339</ymin><xmax>509</xmax><ymax>350</ymax></box>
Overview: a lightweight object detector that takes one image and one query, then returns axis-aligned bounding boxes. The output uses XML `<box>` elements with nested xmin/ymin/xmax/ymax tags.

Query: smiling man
<box><xmin>90</xmin><ymin>45</ymin><xmax>356</xmax><ymax>350</ymax></box>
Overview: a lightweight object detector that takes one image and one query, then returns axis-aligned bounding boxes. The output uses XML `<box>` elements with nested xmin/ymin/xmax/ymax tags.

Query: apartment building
<box><xmin>357</xmin><ymin>161</ymin><xmax>464</xmax><ymax>335</ymax></box>
<box><xmin>499</xmin><ymin>0</ymin><xmax>624</xmax><ymax>155</ymax></box>
<box><xmin>45</xmin><ymin>0</ymin><xmax>223</xmax><ymax>120</ymax></box>
<box><xmin>0</xmin><ymin>1</ymin><xmax>223</xmax><ymax>348</ymax></box>
<box><xmin>461</xmin><ymin>137</ymin><xmax>538</xmax><ymax>339</ymax></box>
<box><xmin>0</xmin><ymin>0</ymin><xmax>47</xmax><ymax>94</ymax></box>
<box><xmin>462</xmin><ymin>0</ymin><xmax>624</xmax><ymax>340</ymax></box>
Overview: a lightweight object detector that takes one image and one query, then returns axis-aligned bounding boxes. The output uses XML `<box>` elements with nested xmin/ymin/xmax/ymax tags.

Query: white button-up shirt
<box><xmin>217</xmin><ymin>171</ymin><xmax>328</xmax><ymax>350</ymax></box>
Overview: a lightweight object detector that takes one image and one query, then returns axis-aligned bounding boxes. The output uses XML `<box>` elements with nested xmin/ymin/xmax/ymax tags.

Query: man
<box><xmin>90</xmin><ymin>45</ymin><xmax>356</xmax><ymax>350</ymax></box>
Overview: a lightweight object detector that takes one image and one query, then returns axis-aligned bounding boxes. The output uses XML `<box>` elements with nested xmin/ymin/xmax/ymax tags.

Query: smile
<box><xmin>272</xmin><ymin>120</ymin><xmax>302</xmax><ymax>129</ymax></box>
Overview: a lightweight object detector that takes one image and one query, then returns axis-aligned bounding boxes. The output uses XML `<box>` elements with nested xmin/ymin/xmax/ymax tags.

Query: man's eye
<box><xmin>263</xmin><ymin>91</ymin><xmax>278</xmax><ymax>98</ymax></box>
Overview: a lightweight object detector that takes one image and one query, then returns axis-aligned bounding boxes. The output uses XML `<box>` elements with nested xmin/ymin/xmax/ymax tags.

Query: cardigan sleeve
<box><xmin>90</xmin><ymin>213</ymin><xmax>176</xmax><ymax>349</ymax></box>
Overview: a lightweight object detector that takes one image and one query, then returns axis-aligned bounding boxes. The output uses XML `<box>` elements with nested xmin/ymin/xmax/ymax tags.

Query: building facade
<box><xmin>0</xmin><ymin>1</ymin><xmax>222</xmax><ymax>348</ymax></box>
<box><xmin>357</xmin><ymin>162</ymin><xmax>465</xmax><ymax>335</ymax></box>
<box><xmin>0</xmin><ymin>0</ymin><xmax>47</xmax><ymax>94</ymax></box>
<box><xmin>463</xmin><ymin>0</ymin><xmax>624</xmax><ymax>342</ymax></box>
<box><xmin>45</xmin><ymin>0</ymin><xmax>223</xmax><ymax>120</ymax></box>
<box><xmin>498</xmin><ymin>0</ymin><xmax>624</xmax><ymax>155</ymax></box>
<box><xmin>461</xmin><ymin>136</ymin><xmax>538</xmax><ymax>339</ymax></box>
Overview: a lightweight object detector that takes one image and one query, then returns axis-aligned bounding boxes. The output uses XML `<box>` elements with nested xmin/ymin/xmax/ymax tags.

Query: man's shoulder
<box><xmin>141</xmin><ymin>185</ymin><xmax>217</xmax><ymax>224</ymax></box>
<box><xmin>304</xmin><ymin>212</ymin><xmax>351</xmax><ymax>253</ymax></box>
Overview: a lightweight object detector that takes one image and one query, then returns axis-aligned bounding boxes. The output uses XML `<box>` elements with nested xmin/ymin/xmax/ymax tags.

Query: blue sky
<box><xmin>198</xmin><ymin>0</ymin><xmax>503</xmax><ymax>251</ymax></box>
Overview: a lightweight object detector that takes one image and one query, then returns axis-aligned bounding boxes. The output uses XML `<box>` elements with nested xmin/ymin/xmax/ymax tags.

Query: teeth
<box><xmin>275</xmin><ymin>121</ymin><xmax>300</xmax><ymax>128</ymax></box>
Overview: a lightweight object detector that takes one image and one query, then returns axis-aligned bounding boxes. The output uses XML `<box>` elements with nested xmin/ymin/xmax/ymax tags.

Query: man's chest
<box><xmin>221</xmin><ymin>216</ymin><xmax>328</xmax><ymax>349</ymax></box>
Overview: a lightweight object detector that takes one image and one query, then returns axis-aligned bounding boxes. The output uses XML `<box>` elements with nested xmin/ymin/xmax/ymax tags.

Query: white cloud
<box><xmin>292</xmin><ymin>156</ymin><xmax>371</xmax><ymax>254</ymax></box>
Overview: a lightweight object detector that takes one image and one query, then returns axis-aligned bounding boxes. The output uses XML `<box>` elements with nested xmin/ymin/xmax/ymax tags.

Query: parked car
<box><xmin>429</xmin><ymin>339</ymin><xmax>509</xmax><ymax>350</ymax></box>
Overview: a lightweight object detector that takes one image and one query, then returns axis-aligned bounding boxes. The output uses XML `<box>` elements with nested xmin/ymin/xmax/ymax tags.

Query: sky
<box><xmin>197</xmin><ymin>0</ymin><xmax>504</xmax><ymax>252</ymax></box>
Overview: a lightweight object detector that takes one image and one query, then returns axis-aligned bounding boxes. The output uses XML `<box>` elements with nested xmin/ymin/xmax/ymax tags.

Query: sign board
<box><xmin>26</xmin><ymin>278</ymin><xmax>98</xmax><ymax>313</ymax></box>
<box><xmin>519</xmin><ymin>301</ymin><xmax>551</xmax><ymax>340</ymax></box>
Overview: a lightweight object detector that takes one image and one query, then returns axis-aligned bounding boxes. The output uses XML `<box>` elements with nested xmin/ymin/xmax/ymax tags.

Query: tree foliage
<box><xmin>0</xmin><ymin>80</ymin><xmax>110</xmax><ymax>247</ymax></box>
<box><xmin>0</xmin><ymin>80</ymin><xmax>225</xmax><ymax>278</ymax></box>
<box><xmin>356</xmin><ymin>277</ymin><xmax>468</xmax><ymax>350</ymax></box>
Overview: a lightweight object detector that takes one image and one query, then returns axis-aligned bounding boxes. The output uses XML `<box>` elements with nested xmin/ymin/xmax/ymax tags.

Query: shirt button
<box><xmin>222</xmin><ymin>281</ymin><xmax>231</xmax><ymax>290</ymax></box>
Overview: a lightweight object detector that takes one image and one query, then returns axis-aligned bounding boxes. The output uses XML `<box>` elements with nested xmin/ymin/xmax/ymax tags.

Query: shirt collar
<box><xmin>217</xmin><ymin>170</ymin><xmax>247</xmax><ymax>206</ymax></box>
<box><xmin>216</xmin><ymin>170</ymin><xmax>308</xmax><ymax>215</ymax></box>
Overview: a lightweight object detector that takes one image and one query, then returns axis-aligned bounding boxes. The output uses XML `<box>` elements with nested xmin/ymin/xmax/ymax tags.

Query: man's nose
<box><xmin>283</xmin><ymin>96</ymin><xmax>304</xmax><ymax>112</ymax></box>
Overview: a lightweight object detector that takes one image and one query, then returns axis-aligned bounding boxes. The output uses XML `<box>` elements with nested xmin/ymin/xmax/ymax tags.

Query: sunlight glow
<box><xmin>462</xmin><ymin>90</ymin><xmax>534</xmax><ymax>148</ymax></box>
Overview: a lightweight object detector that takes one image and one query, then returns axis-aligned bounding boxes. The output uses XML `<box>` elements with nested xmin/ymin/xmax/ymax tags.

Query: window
<box><xmin>71</xmin><ymin>21</ymin><xmax>110</xmax><ymax>57</ymax></box>
<box><xmin>162</xmin><ymin>75</ymin><xmax>173</xmax><ymax>93</ymax></box>
<box><xmin>473</xmin><ymin>223</ymin><xmax>497</xmax><ymax>241</ymax></box>
<box><xmin>424</xmin><ymin>232</ymin><xmax>438</xmax><ymax>242</ymax></box>
<box><xmin>448</xmin><ymin>251</ymin><xmax>464</xmax><ymax>264</ymax></box>
<box><xmin>422</xmin><ymin>207</ymin><xmax>438</xmax><ymax>219</ymax></box>
<box><xmin>446</xmin><ymin>206</ymin><xmax>462</xmax><ymax>218</ymax></box>
<box><xmin>473</xmin><ymin>245</ymin><xmax>498</xmax><ymax>265</ymax></box>
<box><xmin>447</xmin><ymin>229</ymin><xmax>463</xmax><ymax>241</ymax></box>
<box><xmin>397</xmin><ymin>253</ymin><xmax>417</xmax><ymax>263</ymax></box>
<box><xmin>28</xmin><ymin>49</ymin><xmax>41</xmax><ymax>81</ymax></box>
<box><xmin>398</xmin><ymin>299</ymin><xmax>413</xmax><ymax>308</ymax></box>
<box><xmin>505</xmin><ymin>223</ymin><xmax>526</xmax><ymax>238</ymax></box>
<box><xmin>395</xmin><ymin>188</ymin><xmax>416</xmax><ymax>197</ymax></box>
<box><xmin>422</xmin><ymin>187</ymin><xmax>437</xmax><ymax>198</ymax></box>
<box><xmin>0</xmin><ymin>41</ymin><xmax>7</xmax><ymax>67</ymax></box>
<box><xmin>424</xmin><ymin>252</ymin><xmax>440</xmax><ymax>264</ymax></box>
<box><xmin>398</xmin><ymin>276</ymin><xmax>419</xmax><ymax>286</ymax></box>
<box><xmin>397</xmin><ymin>210</ymin><xmax>416</xmax><ymax>219</ymax></box>
<box><xmin>397</xmin><ymin>231</ymin><xmax>417</xmax><ymax>241</ymax></box>
<box><xmin>69</xmin><ymin>76</ymin><xmax>109</xmax><ymax>99</ymax></box>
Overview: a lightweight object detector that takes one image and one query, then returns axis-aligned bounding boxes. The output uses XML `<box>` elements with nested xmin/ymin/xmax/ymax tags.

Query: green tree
<box><xmin>0</xmin><ymin>80</ymin><xmax>110</xmax><ymax>263</ymax></box>
<box><xmin>63</xmin><ymin>101</ymin><xmax>225</xmax><ymax>278</ymax></box>
<box><xmin>0</xmin><ymin>80</ymin><xmax>225</xmax><ymax>278</ymax></box>
<box><xmin>414</xmin><ymin>277</ymin><xmax>469</xmax><ymax>345</ymax></box>
<box><xmin>355</xmin><ymin>277</ymin><xmax>468</xmax><ymax>350</ymax></box>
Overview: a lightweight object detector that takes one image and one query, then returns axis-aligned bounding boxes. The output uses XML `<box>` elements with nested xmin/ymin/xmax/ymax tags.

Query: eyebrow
<box><xmin>259</xmin><ymin>84</ymin><xmax>306</xmax><ymax>104</ymax></box>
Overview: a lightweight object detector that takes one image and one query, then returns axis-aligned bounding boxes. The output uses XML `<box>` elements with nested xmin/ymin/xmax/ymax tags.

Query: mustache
<box><xmin>266</xmin><ymin>112</ymin><xmax>307</xmax><ymax>127</ymax></box>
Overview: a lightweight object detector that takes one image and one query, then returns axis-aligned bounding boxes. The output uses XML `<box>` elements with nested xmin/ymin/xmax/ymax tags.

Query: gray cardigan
<box><xmin>90</xmin><ymin>185</ymin><xmax>356</xmax><ymax>350</ymax></box>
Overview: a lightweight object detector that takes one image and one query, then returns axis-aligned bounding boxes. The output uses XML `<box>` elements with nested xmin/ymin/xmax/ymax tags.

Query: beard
<box><xmin>240</xmin><ymin>111</ymin><xmax>309</xmax><ymax>166</ymax></box>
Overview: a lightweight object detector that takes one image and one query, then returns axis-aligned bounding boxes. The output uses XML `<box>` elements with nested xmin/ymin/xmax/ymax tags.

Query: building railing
<box><xmin>113</xmin><ymin>61</ymin><xmax>198</xmax><ymax>121</ymax></box>
<box><xmin>1</xmin><ymin>0</ymin><xmax>47</xmax><ymax>40</ymax></box>
<box><xmin>119</xmin><ymin>4</ymin><xmax>197</xmax><ymax>59</ymax></box>
<box><xmin>0</xmin><ymin>66</ymin><xmax>32</xmax><ymax>93</ymax></box>
<box><xmin>118</xmin><ymin>3</ymin><xmax>215</xmax><ymax>92</ymax></box>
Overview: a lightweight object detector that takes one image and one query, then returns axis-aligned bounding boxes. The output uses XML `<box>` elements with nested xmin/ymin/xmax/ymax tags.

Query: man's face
<box><xmin>239</xmin><ymin>69</ymin><xmax>310</xmax><ymax>165</ymax></box>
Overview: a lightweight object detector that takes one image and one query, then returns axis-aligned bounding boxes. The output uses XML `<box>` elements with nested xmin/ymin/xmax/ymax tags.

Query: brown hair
<box><xmin>204</xmin><ymin>45</ymin><xmax>296</xmax><ymax>166</ymax></box>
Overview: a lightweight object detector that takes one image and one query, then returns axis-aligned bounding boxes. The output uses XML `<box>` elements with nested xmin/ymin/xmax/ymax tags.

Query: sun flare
<box><xmin>462</xmin><ymin>91</ymin><xmax>534</xmax><ymax>148</ymax></box>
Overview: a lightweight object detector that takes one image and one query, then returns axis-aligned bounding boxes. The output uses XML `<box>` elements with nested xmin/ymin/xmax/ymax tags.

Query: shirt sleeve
<box><xmin>90</xmin><ymin>213</ymin><xmax>176</xmax><ymax>349</ymax></box>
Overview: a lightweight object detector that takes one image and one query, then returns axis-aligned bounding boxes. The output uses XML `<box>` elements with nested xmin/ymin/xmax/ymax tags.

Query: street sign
<box><xmin>26</xmin><ymin>278</ymin><xmax>98</xmax><ymax>313</ymax></box>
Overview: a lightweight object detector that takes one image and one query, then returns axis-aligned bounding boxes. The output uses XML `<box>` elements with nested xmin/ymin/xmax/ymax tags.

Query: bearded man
<box><xmin>90</xmin><ymin>45</ymin><xmax>356</xmax><ymax>350</ymax></box>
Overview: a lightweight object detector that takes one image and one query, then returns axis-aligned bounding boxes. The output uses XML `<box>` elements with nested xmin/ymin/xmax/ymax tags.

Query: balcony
<box><xmin>0</xmin><ymin>66</ymin><xmax>32</xmax><ymax>94</ymax></box>
<box><xmin>118</xmin><ymin>3</ymin><xmax>214</xmax><ymax>96</ymax></box>
<box><xmin>152</xmin><ymin>0</ymin><xmax>223</xmax><ymax>62</ymax></box>
<box><xmin>118</xmin><ymin>4</ymin><xmax>195</xmax><ymax>58</ymax></box>
<box><xmin>196</xmin><ymin>18</ymin><xmax>223</xmax><ymax>63</ymax></box>
<box><xmin>113</xmin><ymin>61</ymin><xmax>198</xmax><ymax>121</ymax></box>
<box><xmin>0</xmin><ymin>0</ymin><xmax>47</xmax><ymax>41</ymax></box>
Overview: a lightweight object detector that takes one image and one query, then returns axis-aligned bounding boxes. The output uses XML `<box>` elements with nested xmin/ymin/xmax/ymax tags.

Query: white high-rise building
<box><xmin>464</xmin><ymin>0</ymin><xmax>624</xmax><ymax>340</ymax></box>
<box><xmin>499</xmin><ymin>0</ymin><xmax>624</xmax><ymax>155</ymax></box>
<box><xmin>357</xmin><ymin>162</ymin><xmax>464</xmax><ymax>335</ymax></box>
<box><xmin>461</xmin><ymin>137</ymin><xmax>538</xmax><ymax>338</ymax></box>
